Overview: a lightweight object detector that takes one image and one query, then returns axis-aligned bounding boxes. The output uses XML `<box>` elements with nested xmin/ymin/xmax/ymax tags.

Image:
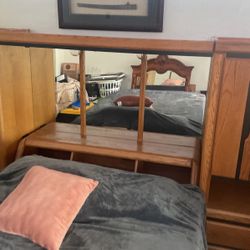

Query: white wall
<box><xmin>1</xmin><ymin>0</ymin><xmax>244</xmax><ymax>91</ymax></box>
<box><xmin>0</xmin><ymin>0</ymin><xmax>249</xmax><ymax>40</ymax></box>
<box><xmin>55</xmin><ymin>49</ymin><xmax>211</xmax><ymax>91</ymax></box>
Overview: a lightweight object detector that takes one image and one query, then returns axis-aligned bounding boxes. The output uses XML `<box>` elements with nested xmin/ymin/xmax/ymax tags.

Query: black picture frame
<box><xmin>58</xmin><ymin>0</ymin><xmax>164</xmax><ymax>32</ymax></box>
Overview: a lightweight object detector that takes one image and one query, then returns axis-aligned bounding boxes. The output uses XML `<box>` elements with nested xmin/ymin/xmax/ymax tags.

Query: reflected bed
<box><xmin>70</xmin><ymin>89</ymin><xmax>206</xmax><ymax>136</ymax></box>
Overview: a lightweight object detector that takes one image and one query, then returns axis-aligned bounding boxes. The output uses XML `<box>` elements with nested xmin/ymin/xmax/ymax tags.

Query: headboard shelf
<box><xmin>16</xmin><ymin>122</ymin><xmax>200</xmax><ymax>185</ymax></box>
<box><xmin>0</xmin><ymin>30</ymin><xmax>214</xmax><ymax>55</ymax></box>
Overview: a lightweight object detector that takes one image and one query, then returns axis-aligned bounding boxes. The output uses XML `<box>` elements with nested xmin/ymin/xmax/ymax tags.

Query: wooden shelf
<box><xmin>207</xmin><ymin>176</ymin><xmax>250</xmax><ymax>225</ymax></box>
<box><xmin>17</xmin><ymin>122</ymin><xmax>200</xmax><ymax>184</ymax></box>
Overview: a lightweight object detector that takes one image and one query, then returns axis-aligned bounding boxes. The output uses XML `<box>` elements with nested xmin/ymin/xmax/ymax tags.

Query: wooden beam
<box><xmin>79</xmin><ymin>51</ymin><xmax>87</xmax><ymax>138</ymax></box>
<box><xmin>216</xmin><ymin>37</ymin><xmax>250</xmax><ymax>54</ymax></box>
<box><xmin>0</xmin><ymin>31</ymin><xmax>214</xmax><ymax>55</ymax></box>
<box><xmin>199</xmin><ymin>53</ymin><xmax>226</xmax><ymax>200</ymax></box>
<box><xmin>137</xmin><ymin>54</ymin><xmax>147</xmax><ymax>144</ymax></box>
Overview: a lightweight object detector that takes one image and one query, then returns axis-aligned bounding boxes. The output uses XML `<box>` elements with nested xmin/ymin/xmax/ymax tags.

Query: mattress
<box><xmin>72</xmin><ymin>89</ymin><xmax>206</xmax><ymax>136</ymax></box>
<box><xmin>0</xmin><ymin>156</ymin><xmax>207</xmax><ymax>250</ymax></box>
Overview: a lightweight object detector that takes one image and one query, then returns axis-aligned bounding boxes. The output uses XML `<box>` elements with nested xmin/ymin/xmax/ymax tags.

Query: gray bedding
<box><xmin>72</xmin><ymin>89</ymin><xmax>206</xmax><ymax>136</ymax></box>
<box><xmin>0</xmin><ymin>156</ymin><xmax>207</xmax><ymax>250</ymax></box>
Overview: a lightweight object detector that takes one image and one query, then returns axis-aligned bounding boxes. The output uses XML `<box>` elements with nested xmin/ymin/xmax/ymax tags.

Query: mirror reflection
<box><xmin>54</xmin><ymin>49</ymin><xmax>211</xmax><ymax>137</ymax></box>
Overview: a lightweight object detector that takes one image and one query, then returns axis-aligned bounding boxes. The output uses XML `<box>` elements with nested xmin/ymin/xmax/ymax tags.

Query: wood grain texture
<box><xmin>79</xmin><ymin>51</ymin><xmax>87</xmax><ymax>137</ymax></box>
<box><xmin>0</xmin><ymin>46</ymin><xmax>56</xmax><ymax>169</ymax></box>
<box><xmin>0</xmin><ymin>46</ymin><xmax>34</xmax><ymax>169</ymax></box>
<box><xmin>0</xmin><ymin>31</ymin><xmax>214</xmax><ymax>54</ymax></box>
<box><xmin>216</xmin><ymin>37</ymin><xmax>250</xmax><ymax>54</ymax></box>
<box><xmin>30</xmin><ymin>48</ymin><xmax>56</xmax><ymax>128</ymax></box>
<box><xmin>212</xmin><ymin>58</ymin><xmax>250</xmax><ymax>178</ymax></box>
<box><xmin>199</xmin><ymin>53</ymin><xmax>226</xmax><ymax>200</ymax></box>
<box><xmin>240</xmin><ymin>134</ymin><xmax>250</xmax><ymax>180</ymax></box>
<box><xmin>22</xmin><ymin>122</ymin><xmax>200</xmax><ymax>169</ymax></box>
<box><xmin>207</xmin><ymin>220</ymin><xmax>250</xmax><ymax>249</ymax></box>
<box><xmin>208</xmin><ymin>177</ymin><xmax>250</xmax><ymax>225</ymax></box>
<box><xmin>137</xmin><ymin>54</ymin><xmax>147</xmax><ymax>143</ymax></box>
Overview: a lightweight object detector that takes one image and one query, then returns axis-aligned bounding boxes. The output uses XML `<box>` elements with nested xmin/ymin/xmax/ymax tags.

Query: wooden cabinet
<box><xmin>0</xmin><ymin>46</ymin><xmax>55</xmax><ymax>169</ymax></box>
<box><xmin>212</xmin><ymin>58</ymin><xmax>250</xmax><ymax>179</ymax></box>
<box><xmin>208</xmin><ymin>39</ymin><xmax>250</xmax><ymax>249</ymax></box>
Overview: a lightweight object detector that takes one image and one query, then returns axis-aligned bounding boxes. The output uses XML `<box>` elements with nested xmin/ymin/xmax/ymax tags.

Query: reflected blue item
<box><xmin>72</xmin><ymin>100</ymin><xmax>90</xmax><ymax>109</ymax></box>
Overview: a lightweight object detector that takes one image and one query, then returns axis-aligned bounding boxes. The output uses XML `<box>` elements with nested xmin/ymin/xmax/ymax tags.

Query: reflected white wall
<box><xmin>55</xmin><ymin>49</ymin><xmax>211</xmax><ymax>91</ymax></box>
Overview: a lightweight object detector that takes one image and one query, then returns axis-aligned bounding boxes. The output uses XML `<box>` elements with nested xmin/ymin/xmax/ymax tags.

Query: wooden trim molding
<box><xmin>207</xmin><ymin>220</ymin><xmax>250</xmax><ymax>249</ymax></box>
<box><xmin>239</xmin><ymin>134</ymin><xmax>250</xmax><ymax>180</ymax></box>
<box><xmin>207</xmin><ymin>207</ymin><xmax>250</xmax><ymax>226</ymax></box>
<box><xmin>137</xmin><ymin>54</ymin><xmax>147</xmax><ymax>143</ymax></box>
<box><xmin>79</xmin><ymin>51</ymin><xmax>87</xmax><ymax>138</ymax></box>
<box><xmin>216</xmin><ymin>37</ymin><xmax>250</xmax><ymax>54</ymax></box>
<box><xmin>0</xmin><ymin>30</ymin><xmax>214</xmax><ymax>55</ymax></box>
<box><xmin>199</xmin><ymin>53</ymin><xmax>226</xmax><ymax>200</ymax></box>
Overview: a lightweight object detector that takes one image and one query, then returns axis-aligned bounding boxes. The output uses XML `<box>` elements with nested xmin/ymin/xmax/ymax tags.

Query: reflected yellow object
<box><xmin>60</xmin><ymin>102</ymin><xmax>94</xmax><ymax>115</ymax></box>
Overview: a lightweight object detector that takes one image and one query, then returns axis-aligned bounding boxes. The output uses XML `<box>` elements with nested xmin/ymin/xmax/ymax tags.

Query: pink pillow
<box><xmin>0</xmin><ymin>166</ymin><xmax>98</xmax><ymax>250</ymax></box>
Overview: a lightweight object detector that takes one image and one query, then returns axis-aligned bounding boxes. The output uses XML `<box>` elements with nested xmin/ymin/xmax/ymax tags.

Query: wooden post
<box><xmin>199</xmin><ymin>53</ymin><xmax>225</xmax><ymax>201</ymax></box>
<box><xmin>137</xmin><ymin>54</ymin><xmax>147</xmax><ymax>144</ymax></box>
<box><xmin>79</xmin><ymin>51</ymin><xmax>87</xmax><ymax>138</ymax></box>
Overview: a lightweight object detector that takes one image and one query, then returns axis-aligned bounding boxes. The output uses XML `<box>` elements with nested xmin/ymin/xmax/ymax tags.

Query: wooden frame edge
<box><xmin>199</xmin><ymin>53</ymin><xmax>226</xmax><ymax>200</ymax></box>
<box><xmin>0</xmin><ymin>30</ymin><xmax>214</xmax><ymax>55</ymax></box>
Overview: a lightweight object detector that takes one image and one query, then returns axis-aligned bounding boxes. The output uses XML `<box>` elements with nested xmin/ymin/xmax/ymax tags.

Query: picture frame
<box><xmin>58</xmin><ymin>0</ymin><xmax>164</xmax><ymax>32</ymax></box>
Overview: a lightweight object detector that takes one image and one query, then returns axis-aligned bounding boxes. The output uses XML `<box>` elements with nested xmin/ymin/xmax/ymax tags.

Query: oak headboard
<box><xmin>131</xmin><ymin>55</ymin><xmax>194</xmax><ymax>91</ymax></box>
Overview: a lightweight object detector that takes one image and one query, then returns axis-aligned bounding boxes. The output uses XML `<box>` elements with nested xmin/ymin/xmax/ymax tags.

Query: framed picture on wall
<box><xmin>58</xmin><ymin>0</ymin><xmax>164</xmax><ymax>32</ymax></box>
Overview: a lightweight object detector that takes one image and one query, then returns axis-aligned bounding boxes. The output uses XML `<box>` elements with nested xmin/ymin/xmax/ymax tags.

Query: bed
<box><xmin>0</xmin><ymin>155</ymin><xmax>207</xmax><ymax>250</ymax></box>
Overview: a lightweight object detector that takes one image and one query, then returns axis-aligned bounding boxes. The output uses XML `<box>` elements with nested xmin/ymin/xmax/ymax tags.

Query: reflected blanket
<box><xmin>72</xmin><ymin>89</ymin><xmax>205</xmax><ymax>136</ymax></box>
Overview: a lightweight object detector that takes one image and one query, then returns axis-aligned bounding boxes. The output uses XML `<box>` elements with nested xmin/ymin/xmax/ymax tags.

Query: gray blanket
<box><xmin>0</xmin><ymin>156</ymin><xmax>207</xmax><ymax>250</ymax></box>
<box><xmin>72</xmin><ymin>90</ymin><xmax>205</xmax><ymax>136</ymax></box>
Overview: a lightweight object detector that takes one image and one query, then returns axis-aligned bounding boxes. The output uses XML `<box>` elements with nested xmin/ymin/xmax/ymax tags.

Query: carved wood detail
<box><xmin>131</xmin><ymin>55</ymin><xmax>194</xmax><ymax>91</ymax></box>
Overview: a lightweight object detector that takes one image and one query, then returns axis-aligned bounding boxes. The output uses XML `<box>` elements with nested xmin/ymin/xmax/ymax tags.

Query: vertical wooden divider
<box><xmin>79</xmin><ymin>51</ymin><xmax>87</xmax><ymax>138</ymax></box>
<box><xmin>199</xmin><ymin>53</ymin><xmax>225</xmax><ymax>201</ymax></box>
<box><xmin>137</xmin><ymin>54</ymin><xmax>147</xmax><ymax>144</ymax></box>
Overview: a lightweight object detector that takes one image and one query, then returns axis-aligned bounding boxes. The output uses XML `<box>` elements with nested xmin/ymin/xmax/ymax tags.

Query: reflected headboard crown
<box><xmin>131</xmin><ymin>55</ymin><xmax>194</xmax><ymax>91</ymax></box>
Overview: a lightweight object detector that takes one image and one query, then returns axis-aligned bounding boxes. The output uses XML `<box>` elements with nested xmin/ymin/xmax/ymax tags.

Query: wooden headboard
<box><xmin>131</xmin><ymin>55</ymin><xmax>194</xmax><ymax>91</ymax></box>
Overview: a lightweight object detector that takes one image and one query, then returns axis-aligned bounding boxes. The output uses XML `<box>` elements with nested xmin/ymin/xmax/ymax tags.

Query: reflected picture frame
<box><xmin>58</xmin><ymin>0</ymin><xmax>164</xmax><ymax>32</ymax></box>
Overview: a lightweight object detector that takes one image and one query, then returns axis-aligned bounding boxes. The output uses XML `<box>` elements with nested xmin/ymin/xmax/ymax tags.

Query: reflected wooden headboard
<box><xmin>131</xmin><ymin>55</ymin><xmax>194</xmax><ymax>91</ymax></box>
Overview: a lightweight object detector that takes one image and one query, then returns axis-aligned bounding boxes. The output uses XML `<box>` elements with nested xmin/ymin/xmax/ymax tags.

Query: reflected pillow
<box><xmin>114</xmin><ymin>95</ymin><xmax>153</xmax><ymax>107</ymax></box>
<box><xmin>162</xmin><ymin>79</ymin><xmax>185</xmax><ymax>86</ymax></box>
<box><xmin>0</xmin><ymin>166</ymin><xmax>98</xmax><ymax>250</ymax></box>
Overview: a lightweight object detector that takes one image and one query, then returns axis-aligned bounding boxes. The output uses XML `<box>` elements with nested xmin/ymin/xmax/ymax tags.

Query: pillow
<box><xmin>162</xmin><ymin>78</ymin><xmax>185</xmax><ymax>86</ymax></box>
<box><xmin>0</xmin><ymin>166</ymin><xmax>98</xmax><ymax>250</ymax></box>
<box><xmin>114</xmin><ymin>95</ymin><xmax>153</xmax><ymax>107</ymax></box>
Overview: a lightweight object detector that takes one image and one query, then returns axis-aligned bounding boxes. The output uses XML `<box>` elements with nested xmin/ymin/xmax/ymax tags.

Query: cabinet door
<box><xmin>30</xmin><ymin>48</ymin><xmax>55</xmax><ymax>128</ymax></box>
<box><xmin>0</xmin><ymin>46</ymin><xmax>55</xmax><ymax>169</ymax></box>
<box><xmin>0</xmin><ymin>46</ymin><xmax>34</xmax><ymax>169</ymax></box>
<box><xmin>212</xmin><ymin>58</ymin><xmax>250</xmax><ymax>178</ymax></box>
